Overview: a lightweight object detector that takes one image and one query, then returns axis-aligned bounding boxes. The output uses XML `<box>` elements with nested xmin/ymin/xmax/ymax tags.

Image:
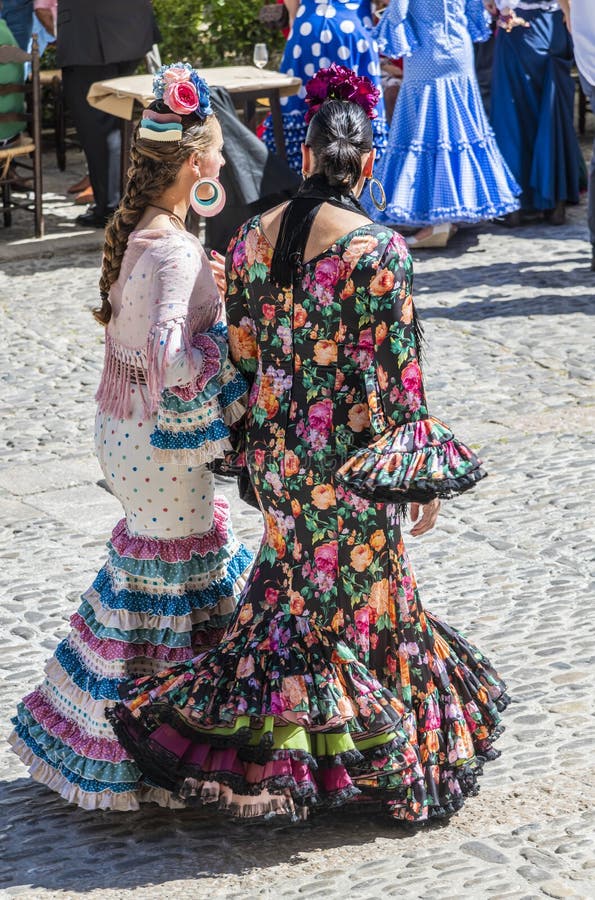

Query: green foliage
<box><xmin>152</xmin><ymin>0</ymin><xmax>286</xmax><ymax>68</ymax></box>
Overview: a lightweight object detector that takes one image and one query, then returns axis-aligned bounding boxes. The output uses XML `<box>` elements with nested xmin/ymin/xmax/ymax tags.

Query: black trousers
<box><xmin>474</xmin><ymin>32</ymin><xmax>495</xmax><ymax>117</ymax></box>
<box><xmin>62</xmin><ymin>60</ymin><xmax>139</xmax><ymax>214</ymax></box>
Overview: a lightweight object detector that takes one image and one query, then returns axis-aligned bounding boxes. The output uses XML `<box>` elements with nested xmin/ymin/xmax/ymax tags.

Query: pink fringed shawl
<box><xmin>95</xmin><ymin>229</ymin><xmax>222</xmax><ymax>420</ymax></box>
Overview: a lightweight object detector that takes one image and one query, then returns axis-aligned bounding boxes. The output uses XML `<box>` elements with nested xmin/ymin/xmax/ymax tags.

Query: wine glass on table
<box><xmin>253</xmin><ymin>43</ymin><xmax>269</xmax><ymax>69</ymax></box>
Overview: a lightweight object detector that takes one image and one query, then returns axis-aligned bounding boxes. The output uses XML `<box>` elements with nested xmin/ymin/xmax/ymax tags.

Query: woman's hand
<box><xmin>209</xmin><ymin>250</ymin><xmax>226</xmax><ymax>296</ymax></box>
<box><xmin>410</xmin><ymin>498</ymin><xmax>441</xmax><ymax>537</ymax></box>
<box><xmin>557</xmin><ymin>0</ymin><xmax>571</xmax><ymax>31</ymax></box>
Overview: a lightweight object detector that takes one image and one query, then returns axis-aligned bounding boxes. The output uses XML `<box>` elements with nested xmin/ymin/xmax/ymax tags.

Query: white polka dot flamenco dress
<box><xmin>10</xmin><ymin>229</ymin><xmax>252</xmax><ymax>810</ymax></box>
<box><xmin>263</xmin><ymin>0</ymin><xmax>388</xmax><ymax>171</ymax></box>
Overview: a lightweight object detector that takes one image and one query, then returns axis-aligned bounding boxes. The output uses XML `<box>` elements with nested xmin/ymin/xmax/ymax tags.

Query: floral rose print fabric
<box><xmin>111</xmin><ymin>219</ymin><xmax>508</xmax><ymax>822</ymax></box>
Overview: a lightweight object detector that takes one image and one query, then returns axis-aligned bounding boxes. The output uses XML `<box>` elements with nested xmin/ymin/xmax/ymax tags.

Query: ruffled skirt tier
<box><xmin>367</xmin><ymin>73</ymin><xmax>521</xmax><ymax>226</ymax></box>
<box><xmin>108</xmin><ymin>612</ymin><xmax>426</xmax><ymax>819</ymax></box>
<box><xmin>9</xmin><ymin>498</ymin><xmax>251</xmax><ymax>810</ymax></box>
<box><xmin>109</xmin><ymin>576</ymin><xmax>509</xmax><ymax>822</ymax></box>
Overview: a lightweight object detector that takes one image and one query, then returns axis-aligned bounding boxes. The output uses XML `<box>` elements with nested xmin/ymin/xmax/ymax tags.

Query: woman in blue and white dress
<box><xmin>367</xmin><ymin>0</ymin><xmax>521</xmax><ymax>247</ymax></box>
<box><xmin>490</xmin><ymin>1</ymin><xmax>580</xmax><ymax>226</ymax></box>
<box><xmin>263</xmin><ymin>0</ymin><xmax>388</xmax><ymax>171</ymax></box>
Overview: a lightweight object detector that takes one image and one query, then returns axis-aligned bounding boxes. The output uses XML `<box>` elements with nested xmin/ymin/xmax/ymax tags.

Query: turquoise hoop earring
<box><xmin>189</xmin><ymin>177</ymin><xmax>226</xmax><ymax>217</ymax></box>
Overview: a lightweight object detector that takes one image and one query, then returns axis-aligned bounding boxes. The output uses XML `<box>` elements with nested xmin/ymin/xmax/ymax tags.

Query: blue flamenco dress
<box><xmin>263</xmin><ymin>0</ymin><xmax>388</xmax><ymax>171</ymax></box>
<box><xmin>366</xmin><ymin>0</ymin><xmax>521</xmax><ymax>226</ymax></box>
<box><xmin>490</xmin><ymin>1</ymin><xmax>580</xmax><ymax>212</ymax></box>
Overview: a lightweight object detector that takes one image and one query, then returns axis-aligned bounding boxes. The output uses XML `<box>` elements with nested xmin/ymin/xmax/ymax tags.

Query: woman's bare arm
<box><xmin>284</xmin><ymin>0</ymin><xmax>300</xmax><ymax>26</ymax></box>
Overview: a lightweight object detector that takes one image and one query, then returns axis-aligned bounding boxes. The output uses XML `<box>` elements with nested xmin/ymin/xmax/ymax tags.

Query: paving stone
<box><xmin>1</xmin><ymin>202</ymin><xmax>594</xmax><ymax>899</ymax></box>
<box><xmin>460</xmin><ymin>841</ymin><xmax>510</xmax><ymax>865</ymax></box>
<box><xmin>540</xmin><ymin>881</ymin><xmax>580</xmax><ymax>899</ymax></box>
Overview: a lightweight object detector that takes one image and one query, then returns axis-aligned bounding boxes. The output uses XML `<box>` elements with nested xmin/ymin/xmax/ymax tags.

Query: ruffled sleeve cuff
<box><xmin>335</xmin><ymin>416</ymin><xmax>486</xmax><ymax>504</ymax></box>
<box><xmin>464</xmin><ymin>0</ymin><xmax>493</xmax><ymax>43</ymax></box>
<box><xmin>146</xmin><ymin>317</ymin><xmax>210</xmax><ymax>413</ymax></box>
<box><xmin>149</xmin><ymin>324</ymin><xmax>249</xmax><ymax>467</ymax></box>
<box><xmin>374</xmin><ymin>0</ymin><xmax>419</xmax><ymax>59</ymax></box>
<box><xmin>161</xmin><ymin>332</ymin><xmax>223</xmax><ymax>406</ymax></box>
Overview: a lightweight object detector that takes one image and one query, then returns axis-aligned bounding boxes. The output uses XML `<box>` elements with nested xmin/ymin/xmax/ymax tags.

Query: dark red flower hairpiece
<box><xmin>305</xmin><ymin>64</ymin><xmax>380</xmax><ymax>124</ymax></box>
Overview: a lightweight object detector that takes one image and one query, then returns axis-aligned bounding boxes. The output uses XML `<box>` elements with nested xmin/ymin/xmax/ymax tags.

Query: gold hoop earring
<box><xmin>368</xmin><ymin>176</ymin><xmax>386</xmax><ymax>212</ymax></box>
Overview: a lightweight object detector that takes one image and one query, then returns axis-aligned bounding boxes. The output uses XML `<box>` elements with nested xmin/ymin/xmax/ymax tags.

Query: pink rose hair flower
<box><xmin>153</xmin><ymin>62</ymin><xmax>213</xmax><ymax>120</ymax></box>
<box><xmin>163</xmin><ymin>66</ymin><xmax>191</xmax><ymax>86</ymax></box>
<box><xmin>163</xmin><ymin>81</ymin><xmax>199</xmax><ymax>116</ymax></box>
<box><xmin>305</xmin><ymin>64</ymin><xmax>380</xmax><ymax>124</ymax></box>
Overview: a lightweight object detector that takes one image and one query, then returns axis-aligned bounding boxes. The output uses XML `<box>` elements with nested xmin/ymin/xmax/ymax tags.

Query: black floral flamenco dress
<box><xmin>109</xmin><ymin>215</ymin><xmax>509</xmax><ymax>822</ymax></box>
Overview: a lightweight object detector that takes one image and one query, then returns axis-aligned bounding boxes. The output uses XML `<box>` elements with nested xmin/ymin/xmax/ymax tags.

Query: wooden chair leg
<box><xmin>31</xmin><ymin>37</ymin><xmax>44</xmax><ymax>238</ymax></box>
<box><xmin>2</xmin><ymin>181</ymin><xmax>12</xmax><ymax>228</ymax></box>
<box><xmin>32</xmin><ymin>151</ymin><xmax>43</xmax><ymax>238</ymax></box>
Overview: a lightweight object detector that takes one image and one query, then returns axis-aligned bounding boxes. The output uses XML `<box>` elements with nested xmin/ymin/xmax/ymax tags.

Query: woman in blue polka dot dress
<box><xmin>364</xmin><ymin>0</ymin><xmax>521</xmax><ymax>246</ymax></box>
<box><xmin>263</xmin><ymin>0</ymin><xmax>388</xmax><ymax>170</ymax></box>
<box><xmin>9</xmin><ymin>67</ymin><xmax>252</xmax><ymax>811</ymax></box>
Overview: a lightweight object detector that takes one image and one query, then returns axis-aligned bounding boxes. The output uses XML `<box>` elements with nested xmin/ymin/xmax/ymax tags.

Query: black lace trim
<box><xmin>337</xmin><ymin>466</ymin><xmax>486</xmax><ymax>505</ymax></box>
<box><xmin>109</xmin><ymin>701</ymin><xmax>507</xmax><ymax>824</ymax></box>
<box><xmin>270</xmin><ymin>175</ymin><xmax>367</xmax><ymax>288</ymax></box>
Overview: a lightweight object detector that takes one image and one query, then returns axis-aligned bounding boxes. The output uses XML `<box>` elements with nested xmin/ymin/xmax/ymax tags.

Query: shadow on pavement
<box><xmin>418</xmin><ymin>292</ymin><xmax>594</xmax><ymax>320</ymax></box>
<box><xmin>413</xmin><ymin>253</ymin><xmax>594</xmax><ymax>318</ymax></box>
<box><xmin>0</xmin><ymin>776</ymin><xmax>424</xmax><ymax>892</ymax></box>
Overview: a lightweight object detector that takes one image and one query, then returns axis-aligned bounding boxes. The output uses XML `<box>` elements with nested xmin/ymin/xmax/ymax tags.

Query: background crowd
<box><xmin>268</xmin><ymin>0</ymin><xmax>593</xmax><ymax>253</ymax></box>
<box><xmin>0</xmin><ymin>0</ymin><xmax>594</xmax><ymax>263</ymax></box>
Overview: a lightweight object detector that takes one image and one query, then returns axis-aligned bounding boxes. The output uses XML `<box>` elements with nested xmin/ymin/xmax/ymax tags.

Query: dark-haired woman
<box><xmin>110</xmin><ymin>70</ymin><xmax>509</xmax><ymax>824</ymax></box>
<box><xmin>9</xmin><ymin>63</ymin><xmax>251</xmax><ymax>810</ymax></box>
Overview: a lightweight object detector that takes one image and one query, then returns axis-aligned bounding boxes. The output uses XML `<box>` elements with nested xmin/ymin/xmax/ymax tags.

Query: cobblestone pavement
<box><xmin>0</xmin><ymin>151</ymin><xmax>105</xmax><ymax>261</ymax></box>
<box><xmin>0</xmin><ymin>204</ymin><xmax>594</xmax><ymax>900</ymax></box>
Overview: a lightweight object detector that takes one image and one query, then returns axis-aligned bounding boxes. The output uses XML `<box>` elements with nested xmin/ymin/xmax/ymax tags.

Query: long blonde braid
<box><xmin>94</xmin><ymin>110</ymin><xmax>219</xmax><ymax>326</ymax></box>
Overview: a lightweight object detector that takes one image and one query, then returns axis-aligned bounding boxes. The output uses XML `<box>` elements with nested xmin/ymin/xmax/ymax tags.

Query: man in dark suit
<box><xmin>56</xmin><ymin>0</ymin><xmax>159</xmax><ymax>227</ymax></box>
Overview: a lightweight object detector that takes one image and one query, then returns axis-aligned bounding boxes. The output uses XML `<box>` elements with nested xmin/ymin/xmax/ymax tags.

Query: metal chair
<box><xmin>0</xmin><ymin>34</ymin><xmax>43</xmax><ymax>237</ymax></box>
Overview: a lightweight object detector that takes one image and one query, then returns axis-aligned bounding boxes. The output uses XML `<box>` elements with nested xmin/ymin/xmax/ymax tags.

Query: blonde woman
<box><xmin>9</xmin><ymin>63</ymin><xmax>251</xmax><ymax>810</ymax></box>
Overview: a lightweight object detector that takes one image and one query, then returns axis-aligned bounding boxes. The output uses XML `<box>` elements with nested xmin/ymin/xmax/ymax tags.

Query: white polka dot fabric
<box><xmin>95</xmin><ymin>406</ymin><xmax>216</xmax><ymax>539</ymax></box>
<box><xmin>263</xmin><ymin>0</ymin><xmax>388</xmax><ymax>171</ymax></box>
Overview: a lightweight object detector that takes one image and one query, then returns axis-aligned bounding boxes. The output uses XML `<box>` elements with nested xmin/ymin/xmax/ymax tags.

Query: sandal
<box><xmin>407</xmin><ymin>223</ymin><xmax>457</xmax><ymax>249</ymax></box>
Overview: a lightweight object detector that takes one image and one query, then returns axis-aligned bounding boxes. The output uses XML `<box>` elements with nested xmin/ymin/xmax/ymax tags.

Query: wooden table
<box><xmin>87</xmin><ymin>67</ymin><xmax>302</xmax><ymax>179</ymax></box>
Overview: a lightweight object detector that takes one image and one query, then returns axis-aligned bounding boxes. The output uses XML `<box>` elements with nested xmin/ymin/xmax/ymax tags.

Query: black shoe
<box><xmin>544</xmin><ymin>201</ymin><xmax>566</xmax><ymax>226</ymax></box>
<box><xmin>494</xmin><ymin>210</ymin><xmax>522</xmax><ymax>228</ymax></box>
<box><xmin>75</xmin><ymin>205</ymin><xmax>114</xmax><ymax>228</ymax></box>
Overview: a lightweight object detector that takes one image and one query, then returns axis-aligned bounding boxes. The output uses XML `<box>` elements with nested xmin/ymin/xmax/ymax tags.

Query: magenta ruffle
<box><xmin>170</xmin><ymin>333</ymin><xmax>222</xmax><ymax>401</ymax></box>
<box><xmin>151</xmin><ymin>722</ymin><xmax>354</xmax><ymax>796</ymax></box>
<box><xmin>70</xmin><ymin>614</ymin><xmax>194</xmax><ymax>663</ymax></box>
<box><xmin>22</xmin><ymin>690</ymin><xmax>129</xmax><ymax>763</ymax></box>
<box><xmin>110</xmin><ymin>498</ymin><xmax>230</xmax><ymax>562</ymax></box>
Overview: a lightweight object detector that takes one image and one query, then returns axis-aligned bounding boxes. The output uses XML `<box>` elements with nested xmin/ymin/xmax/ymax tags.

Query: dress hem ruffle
<box><xmin>9</xmin><ymin>733</ymin><xmax>184</xmax><ymax>811</ymax></box>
